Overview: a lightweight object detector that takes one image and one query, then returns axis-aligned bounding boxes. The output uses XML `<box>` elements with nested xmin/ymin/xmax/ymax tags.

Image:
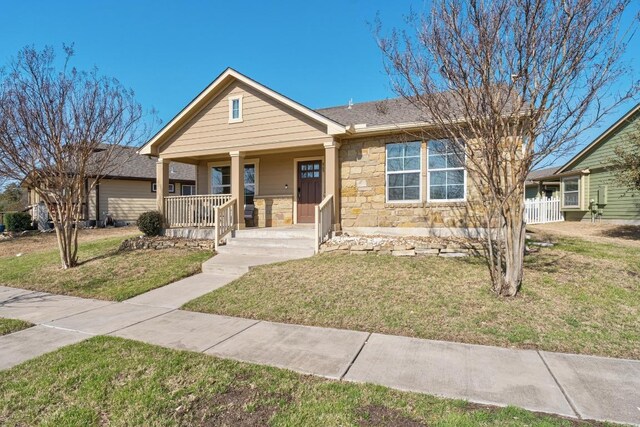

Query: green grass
<box><xmin>184</xmin><ymin>238</ymin><xmax>640</xmax><ymax>359</ymax></box>
<box><xmin>0</xmin><ymin>318</ymin><xmax>32</xmax><ymax>336</ymax></box>
<box><xmin>0</xmin><ymin>336</ymin><xmax>600</xmax><ymax>426</ymax></box>
<box><xmin>0</xmin><ymin>236</ymin><xmax>212</xmax><ymax>301</ymax></box>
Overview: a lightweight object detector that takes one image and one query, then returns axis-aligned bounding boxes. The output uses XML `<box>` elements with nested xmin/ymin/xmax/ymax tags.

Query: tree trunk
<box><xmin>497</xmin><ymin>200</ymin><xmax>526</xmax><ymax>296</ymax></box>
<box><xmin>52</xmin><ymin>202</ymin><xmax>80</xmax><ymax>270</ymax></box>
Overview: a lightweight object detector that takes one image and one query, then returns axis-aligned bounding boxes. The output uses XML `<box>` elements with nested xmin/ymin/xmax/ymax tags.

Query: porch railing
<box><xmin>214</xmin><ymin>197</ymin><xmax>237</xmax><ymax>251</ymax></box>
<box><xmin>164</xmin><ymin>194</ymin><xmax>232</xmax><ymax>228</ymax></box>
<box><xmin>314</xmin><ymin>194</ymin><xmax>333</xmax><ymax>254</ymax></box>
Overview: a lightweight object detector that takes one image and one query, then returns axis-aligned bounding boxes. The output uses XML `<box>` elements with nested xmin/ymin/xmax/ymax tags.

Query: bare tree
<box><xmin>0</xmin><ymin>45</ymin><xmax>151</xmax><ymax>268</ymax></box>
<box><xmin>377</xmin><ymin>0</ymin><xmax>638</xmax><ymax>296</ymax></box>
<box><xmin>610</xmin><ymin>120</ymin><xmax>640</xmax><ymax>192</ymax></box>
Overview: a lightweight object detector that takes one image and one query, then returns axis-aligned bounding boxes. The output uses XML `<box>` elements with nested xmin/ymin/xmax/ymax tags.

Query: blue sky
<box><xmin>0</xmin><ymin>0</ymin><xmax>637</xmax><ymax>167</ymax></box>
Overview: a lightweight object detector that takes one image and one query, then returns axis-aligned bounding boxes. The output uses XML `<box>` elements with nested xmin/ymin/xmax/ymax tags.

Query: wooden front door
<box><xmin>297</xmin><ymin>160</ymin><xmax>322</xmax><ymax>223</ymax></box>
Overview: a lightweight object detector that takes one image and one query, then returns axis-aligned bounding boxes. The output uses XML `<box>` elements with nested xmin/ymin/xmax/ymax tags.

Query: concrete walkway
<box><xmin>1</xmin><ymin>285</ymin><xmax>639</xmax><ymax>425</ymax></box>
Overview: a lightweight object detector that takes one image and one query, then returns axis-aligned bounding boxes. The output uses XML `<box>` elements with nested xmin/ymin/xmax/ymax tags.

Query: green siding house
<box><xmin>531</xmin><ymin>103</ymin><xmax>640</xmax><ymax>223</ymax></box>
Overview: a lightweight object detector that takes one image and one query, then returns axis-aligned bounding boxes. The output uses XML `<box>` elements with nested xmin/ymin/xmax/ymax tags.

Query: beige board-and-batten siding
<box><xmin>159</xmin><ymin>80</ymin><xmax>332</xmax><ymax>158</ymax></box>
<box><xmin>339</xmin><ymin>133</ymin><xmax>485</xmax><ymax>230</ymax></box>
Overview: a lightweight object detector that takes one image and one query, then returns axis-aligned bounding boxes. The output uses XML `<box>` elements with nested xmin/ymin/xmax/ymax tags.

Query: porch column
<box><xmin>324</xmin><ymin>140</ymin><xmax>341</xmax><ymax>230</ymax></box>
<box><xmin>196</xmin><ymin>161</ymin><xmax>209</xmax><ymax>195</ymax></box>
<box><xmin>230</xmin><ymin>150</ymin><xmax>245</xmax><ymax>229</ymax></box>
<box><xmin>156</xmin><ymin>158</ymin><xmax>170</xmax><ymax>224</ymax></box>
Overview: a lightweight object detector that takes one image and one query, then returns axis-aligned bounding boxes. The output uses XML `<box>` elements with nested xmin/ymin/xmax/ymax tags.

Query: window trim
<box><xmin>228</xmin><ymin>95</ymin><xmax>243</xmax><ymax>123</ymax></box>
<box><xmin>385</xmin><ymin>141</ymin><xmax>422</xmax><ymax>204</ymax></box>
<box><xmin>207</xmin><ymin>159</ymin><xmax>259</xmax><ymax>205</ymax></box>
<box><xmin>426</xmin><ymin>139</ymin><xmax>467</xmax><ymax>203</ymax></box>
<box><xmin>180</xmin><ymin>184</ymin><xmax>196</xmax><ymax>196</ymax></box>
<box><xmin>151</xmin><ymin>182</ymin><xmax>175</xmax><ymax>193</ymax></box>
<box><xmin>562</xmin><ymin>176</ymin><xmax>580</xmax><ymax>208</ymax></box>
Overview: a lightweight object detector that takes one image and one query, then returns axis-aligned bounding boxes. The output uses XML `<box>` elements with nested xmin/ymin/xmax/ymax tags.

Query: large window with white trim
<box><xmin>211</xmin><ymin>164</ymin><xmax>256</xmax><ymax>205</ymax></box>
<box><xmin>428</xmin><ymin>139</ymin><xmax>465</xmax><ymax>201</ymax></box>
<box><xmin>562</xmin><ymin>176</ymin><xmax>579</xmax><ymax>208</ymax></box>
<box><xmin>386</xmin><ymin>141</ymin><xmax>421</xmax><ymax>202</ymax></box>
<box><xmin>211</xmin><ymin>166</ymin><xmax>231</xmax><ymax>195</ymax></box>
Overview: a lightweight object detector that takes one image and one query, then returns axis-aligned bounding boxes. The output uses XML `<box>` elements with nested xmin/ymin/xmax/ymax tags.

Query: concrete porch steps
<box><xmin>201</xmin><ymin>227</ymin><xmax>316</xmax><ymax>275</ymax></box>
<box><xmin>233</xmin><ymin>226</ymin><xmax>315</xmax><ymax>240</ymax></box>
<box><xmin>225</xmin><ymin>237</ymin><xmax>314</xmax><ymax>249</ymax></box>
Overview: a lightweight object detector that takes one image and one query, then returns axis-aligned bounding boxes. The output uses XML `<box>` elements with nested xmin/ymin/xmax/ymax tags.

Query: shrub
<box><xmin>4</xmin><ymin>212</ymin><xmax>33</xmax><ymax>232</ymax></box>
<box><xmin>137</xmin><ymin>211</ymin><xmax>163</xmax><ymax>236</ymax></box>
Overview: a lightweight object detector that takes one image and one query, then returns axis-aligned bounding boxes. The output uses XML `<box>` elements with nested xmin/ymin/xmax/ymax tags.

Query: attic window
<box><xmin>229</xmin><ymin>96</ymin><xmax>243</xmax><ymax>123</ymax></box>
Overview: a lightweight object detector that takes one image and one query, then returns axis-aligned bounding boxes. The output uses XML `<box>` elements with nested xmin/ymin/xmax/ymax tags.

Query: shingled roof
<box><xmin>93</xmin><ymin>146</ymin><xmax>195</xmax><ymax>181</ymax></box>
<box><xmin>525</xmin><ymin>167</ymin><xmax>560</xmax><ymax>184</ymax></box>
<box><xmin>316</xmin><ymin>97</ymin><xmax>426</xmax><ymax>127</ymax></box>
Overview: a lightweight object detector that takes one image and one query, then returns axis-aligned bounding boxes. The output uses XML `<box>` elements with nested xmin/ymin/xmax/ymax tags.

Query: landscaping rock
<box><xmin>439</xmin><ymin>252</ymin><xmax>469</xmax><ymax>257</ymax></box>
<box><xmin>392</xmin><ymin>249</ymin><xmax>416</xmax><ymax>257</ymax></box>
<box><xmin>119</xmin><ymin>236</ymin><xmax>214</xmax><ymax>252</ymax></box>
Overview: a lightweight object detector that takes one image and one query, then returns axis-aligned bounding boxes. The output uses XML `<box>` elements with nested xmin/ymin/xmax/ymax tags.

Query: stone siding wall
<box><xmin>339</xmin><ymin>134</ymin><xmax>484</xmax><ymax>229</ymax></box>
<box><xmin>254</xmin><ymin>195</ymin><xmax>293</xmax><ymax>227</ymax></box>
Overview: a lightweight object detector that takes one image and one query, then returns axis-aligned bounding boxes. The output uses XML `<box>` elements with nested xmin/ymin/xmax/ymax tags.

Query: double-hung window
<box><xmin>211</xmin><ymin>164</ymin><xmax>256</xmax><ymax>205</ymax></box>
<box><xmin>386</xmin><ymin>141</ymin><xmax>421</xmax><ymax>202</ymax></box>
<box><xmin>211</xmin><ymin>166</ymin><xmax>231</xmax><ymax>195</ymax></box>
<box><xmin>181</xmin><ymin>184</ymin><xmax>195</xmax><ymax>196</ymax></box>
<box><xmin>428</xmin><ymin>139</ymin><xmax>465</xmax><ymax>201</ymax></box>
<box><xmin>562</xmin><ymin>176</ymin><xmax>579</xmax><ymax>208</ymax></box>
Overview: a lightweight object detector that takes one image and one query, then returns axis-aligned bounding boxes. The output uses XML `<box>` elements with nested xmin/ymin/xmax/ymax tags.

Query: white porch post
<box><xmin>324</xmin><ymin>140</ymin><xmax>341</xmax><ymax>229</ymax></box>
<box><xmin>156</xmin><ymin>158</ymin><xmax>170</xmax><ymax>224</ymax></box>
<box><xmin>230</xmin><ymin>151</ymin><xmax>245</xmax><ymax>229</ymax></box>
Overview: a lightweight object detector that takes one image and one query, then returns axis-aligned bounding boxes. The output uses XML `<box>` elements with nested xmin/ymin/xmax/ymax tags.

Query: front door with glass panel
<box><xmin>297</xmin><ymin>160</ymin><xmax>322</xmax><ymax>223</ymax></box>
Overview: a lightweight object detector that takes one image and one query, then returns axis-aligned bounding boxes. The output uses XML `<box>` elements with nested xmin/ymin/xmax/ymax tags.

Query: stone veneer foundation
<box><xmin>254</xmin><ymin>195</ymin><xmax>294</xmax><ymax>227</ymax></box>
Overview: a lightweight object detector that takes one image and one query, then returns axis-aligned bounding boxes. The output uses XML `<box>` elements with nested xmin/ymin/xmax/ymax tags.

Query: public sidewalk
<box><xmin>1</xmin><ymin>284</ymin><xmax>639</xmax><ymax>426</ymax></box>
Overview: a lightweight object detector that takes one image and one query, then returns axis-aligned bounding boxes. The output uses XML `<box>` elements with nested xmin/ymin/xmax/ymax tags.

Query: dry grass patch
<box><xmin>0</xmin><ymin>235</ymin><xmax>212</xmax><ymax>301</ymax></box>
<box><xmin>0</xmin><ymin>227</ymin><xmax>139</xmax><ymax>257</ymax></box>
<box><xmin>185</xmin><ymin>238</ymin><xmax>640</xmax><ymax>359</ymax></box>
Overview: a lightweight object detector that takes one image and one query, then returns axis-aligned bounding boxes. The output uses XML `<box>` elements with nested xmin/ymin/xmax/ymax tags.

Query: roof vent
<box><xmin>348</xmin><ymin>98</ymin><xmax>353</xmax><ymax>109</ymax></box>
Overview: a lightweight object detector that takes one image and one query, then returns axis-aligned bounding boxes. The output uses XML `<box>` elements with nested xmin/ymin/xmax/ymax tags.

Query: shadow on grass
<box><xmin>599</xmin><ymin>225</ymin><xmax>640</xmax><ymax>241</ymax></box>
<box><xmin>75</xmin><ymin>250</ymin><xmax>119</xmax><ymax>266</ymax></box>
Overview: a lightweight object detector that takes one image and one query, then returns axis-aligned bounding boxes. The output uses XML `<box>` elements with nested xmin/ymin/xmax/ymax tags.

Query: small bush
<box><xmin>137</xmin><ymin>211</ymin><xmax>163</xmax><ymax>236</ymax></box>
<box><xmin>4</xmin><ymin>212</ymin><xmax>33</xmax><ymax>232</ymax></box>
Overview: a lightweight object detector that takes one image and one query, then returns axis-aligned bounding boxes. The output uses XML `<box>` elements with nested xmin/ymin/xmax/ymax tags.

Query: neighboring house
<box><xmin>529</xmin><ymin>103</ymin><xmax>640</xmax><ymax>223</ymax></box>
<box><xmin>25</xmin><ymin>146</ymin><xmax>195</xmax><ymax>225</ymax></box>
<box><xmin>139</xmin><ymin>68</ymin><xmax>515</xmax><ymax>237</ymax></box>
<box><xmin>525</xmin><ymin>167</ymin><xmax>560</xmax><ymax>199</ymax></box>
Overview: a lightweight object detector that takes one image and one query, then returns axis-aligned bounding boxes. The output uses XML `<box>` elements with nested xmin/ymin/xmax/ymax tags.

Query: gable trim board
<box><xmin>139</xmin><ymin>68</ymin><xmax>348</xmax><ymax>157</ymax></box>
<box><xmin>557</xmin><ymin>103</ymin><xmax>640</xmax><ymax>174</ymax></box>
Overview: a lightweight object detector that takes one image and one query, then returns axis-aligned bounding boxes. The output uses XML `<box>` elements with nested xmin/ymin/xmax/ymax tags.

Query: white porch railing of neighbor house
<box><xmin>314</xmin><ymin>194</ymin><xmax>333</xmax><ymax>254</ymax></box>
<box><xmin>524</xmin><ymin>197</ymin><xmax>564</xmax><ymax>224</ymax></box>
<box><xmin>214</xmin><ymin>197</ymin><xmax>237</xmax><ymax>251</ymax></box>
<box><xmin>164</xmin><ymin>194</ymin><xmax>232</xmax><ymax>228</ymax></box>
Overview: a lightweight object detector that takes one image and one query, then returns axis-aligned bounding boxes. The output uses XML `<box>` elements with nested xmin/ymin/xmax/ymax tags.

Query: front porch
<box><xmin>155</xmin><ymin>145</ymin><xmax>339</xmax><ymax>250</ymax></box>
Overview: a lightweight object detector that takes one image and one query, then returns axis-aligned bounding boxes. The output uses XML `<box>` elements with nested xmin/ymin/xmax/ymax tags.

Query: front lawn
<box><xmin>0</xmin><ymin>318</ymin><xmax>32</xmax><ymax>336</ymax></box>
<box><xmin>0</xmin><ymin>236</ymin><xmax>211</xmax><ymax>301</ymax></box>
<box><xmin>185</xmin><ymin>237</ymin><xmax>640</xmax><ymax>359</ymax></box>
<box><xmin>0</xmin><ymin>336</ymin><xmax>595</xmax><ymax>426</ymax></box>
